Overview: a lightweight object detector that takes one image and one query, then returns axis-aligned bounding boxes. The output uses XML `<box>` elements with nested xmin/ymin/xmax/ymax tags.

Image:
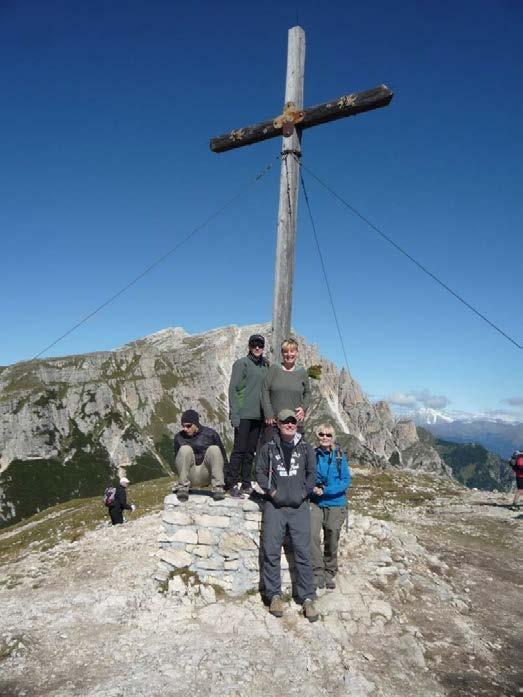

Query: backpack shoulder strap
<box><xmin>334</xmin><ymin>443</ymin><xmax>343</xmax><ymax>476</ymax></box>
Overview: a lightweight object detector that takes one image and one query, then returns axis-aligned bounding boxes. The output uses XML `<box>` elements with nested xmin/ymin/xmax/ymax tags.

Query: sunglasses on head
<box><xmin>318</xmin><ymin>432</ymin><xmax>333</xmax><ymax>438</ymax></box>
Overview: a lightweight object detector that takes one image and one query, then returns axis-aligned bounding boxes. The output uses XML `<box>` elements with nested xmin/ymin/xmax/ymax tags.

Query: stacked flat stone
<box><xmin>156</xmin><ymin>494</ymin><xmax>296</xmax><ymax>596</ymax></box>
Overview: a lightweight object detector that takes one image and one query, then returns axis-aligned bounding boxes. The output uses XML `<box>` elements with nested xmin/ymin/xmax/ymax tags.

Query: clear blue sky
<box><xmin>1</xmin><ymin>0</ymin><xmax>522</xmax><ymax>419</ymax></box>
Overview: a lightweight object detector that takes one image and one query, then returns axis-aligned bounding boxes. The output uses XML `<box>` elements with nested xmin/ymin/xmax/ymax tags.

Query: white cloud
<box><xmin>503</xmin><ymin>397</ymin><xmax>523</xmax><ymax>407</ymax></box>
<box><xmin>386</xmin><ymin>389</ymin><xmax>450</xmax><ymax>410</ymax></box>
<box><xmin>386</xmin><ymin>392</ymin><xmax>418</xmax><ymax>406</ymax></box>
<box><xmin>412</xmin><ymin>390</ymin><xmax>450</xmax><ymax>409</ymax></box>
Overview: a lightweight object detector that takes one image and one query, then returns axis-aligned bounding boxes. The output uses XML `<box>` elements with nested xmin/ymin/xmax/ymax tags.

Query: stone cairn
<box><xmin>155</xmin><ymin>493</ymin><xmax>295</xmax><ymax>596</ymax></box>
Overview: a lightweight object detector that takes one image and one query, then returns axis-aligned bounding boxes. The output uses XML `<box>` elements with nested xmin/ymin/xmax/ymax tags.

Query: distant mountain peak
<box><xmin>406</xmin><ymin>407</ymin><xmax>454</xmax><ymax>425</ymax></box>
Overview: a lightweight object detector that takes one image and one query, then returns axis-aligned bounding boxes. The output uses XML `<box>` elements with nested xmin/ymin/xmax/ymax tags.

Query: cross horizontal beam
<box><xmin>210</xmin><ymin>84</ymin><xmax>393</xmax><ymax>153</ymax></box>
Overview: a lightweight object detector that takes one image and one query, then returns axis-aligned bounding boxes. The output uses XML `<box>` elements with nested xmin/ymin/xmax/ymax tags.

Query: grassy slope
<box><xmin>0</xmin><ymin>476</ymin><xmax>172</xmax><ymax>568</ymax></box>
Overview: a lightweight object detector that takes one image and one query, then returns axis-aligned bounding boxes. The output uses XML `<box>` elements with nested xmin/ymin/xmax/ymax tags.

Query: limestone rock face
<box><xmin>400</xmin><ymin>441</ymin><xmax>453</xmax><ymax>476</ymax></box>
<box><xmin>392</xmin><ymin>419</ymin><xmax>419</xmax><ymax>450</ymax></box>
<box><xmin>0</xmin><ymin>323</ymin><xmax>448</xmax><ymax>525</ymax></box>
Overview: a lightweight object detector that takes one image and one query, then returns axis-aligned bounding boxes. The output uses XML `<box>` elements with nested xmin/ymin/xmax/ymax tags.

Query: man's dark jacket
<box><xmin>173</xmin><ymin>425</ymin><xmax>228</xmax><ymax>466</ymax></box>
<box><xmin>111</xmin><ymin>484</ymin><xmax>132</xmax><ymax>512</ymax></box>
<box><xmin>256</xmin><ymin>432</ymin><xmax>316</xmax><ymax>508</ymax></box>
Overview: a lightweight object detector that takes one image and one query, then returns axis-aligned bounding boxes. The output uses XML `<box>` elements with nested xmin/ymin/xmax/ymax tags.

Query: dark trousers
<box><xmin>109</xmin><ymin>507</ymin><xmax>124</xmax><ymax>525</ymax></box>
<box><xmin>261</xmin><ymin>499</ymin><xmax>316</xmax><ymax>603</ymax></box>
<box><xmin>227</xmin><ymin>419</ymin><xmax>261</xmax><ymax>488</ymax></box>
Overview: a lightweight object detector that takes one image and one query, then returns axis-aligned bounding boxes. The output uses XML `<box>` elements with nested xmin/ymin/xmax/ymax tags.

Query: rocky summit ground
<box><xmin>0</xmin><ymin>469</ymin><xmax>520</xmax><ymax>697</ymax></box>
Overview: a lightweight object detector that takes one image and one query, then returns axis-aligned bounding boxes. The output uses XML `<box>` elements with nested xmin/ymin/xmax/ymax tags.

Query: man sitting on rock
<box><xmin>173</xmin><ymin>409</ymin><xmax>228</xmax><ymax>502</ymax></box>
<box><xmin>255</xmin><ymin>409</ymin><xmax>319</xmax><ymax>623</ymax></box>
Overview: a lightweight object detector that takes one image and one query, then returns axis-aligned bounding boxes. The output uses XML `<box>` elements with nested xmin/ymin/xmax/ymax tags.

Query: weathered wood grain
<box><xmin>271</xmin><ymin>26</ymin><xmax>305</xmax><ymax>356</ymax></box>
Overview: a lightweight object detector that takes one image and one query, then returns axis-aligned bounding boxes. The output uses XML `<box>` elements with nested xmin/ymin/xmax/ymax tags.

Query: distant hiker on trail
<box><xmin>107</xmin><ymin>477</ymin><xmax>136</xmax><ymax>525</ymax></box>
<box><xmin>260</xmin><ymin>337</ymin><xmax>311</xmax><ymax>444</ymax></box>
<box><xmin>173</xmin><ymin>409</ymin><xmax>227</xmax><ymax>502</ymax></box>
<box><xmin>509</xmin><ymin>450</ymin><xmax>523</xmax><ymax>509</ymax></box>
<box><xmin>310</xmin><ymin>424</ymin><xmax>351</xmax><ymax>591</ymax></box>
<box><xmin>227</xmin><ymin>333</ymin><xmax>269</xmax><ymax>498</ymax></box>
<box><xmin>256</xmin><ymin>409</ymin><xmax>319</xmax><ymax>623</ymax></box>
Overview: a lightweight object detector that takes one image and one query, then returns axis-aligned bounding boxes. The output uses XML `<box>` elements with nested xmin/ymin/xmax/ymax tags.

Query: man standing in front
<box><xmin>256</xmin><ymin>409</ymin><xmax>319</xmax><ymax>622</ymax></box>
<box><xmin>173</xmin><ymin>409</ymin><xmax>228</xmax><ymax>502</ymax></box>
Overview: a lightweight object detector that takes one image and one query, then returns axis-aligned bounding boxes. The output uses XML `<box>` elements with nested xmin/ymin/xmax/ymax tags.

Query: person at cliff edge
<box><xmin>509</xmin><ymin>449</ymin><xmax>523</xmax><ymax>509</ymax></box>
<box><xmin>227</xmin><ymin>333</ymin><xmax>269</xmax><ymax>497</ymax></box>
<box><xmin>109</xmin><ymin>477</ymin><xmax>136</xmax><ymax>525</ymax></box>
<box><xmin>173</xmin><ymin>409</ymin><xmax>228</xmax><ymax>501</ymax></box>
<box><xmin>256</xmin><ymin>409</ymin><xmax>319</xmax><ymax>622</ymax></box>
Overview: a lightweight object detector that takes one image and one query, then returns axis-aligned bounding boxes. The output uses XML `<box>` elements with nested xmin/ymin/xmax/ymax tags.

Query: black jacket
<box><xmin>256</xmin><ymin>433</ymin><xmax>316</xmax><ymax>508</ymax></box>
<box><xmin>173</xmin><ymin>425</ymin><xmax>228</xmax><ymax>466</ymax></box>
<box><xmin>111</xmin><ymin>484</ymin><xmax>132</xmax><ymax>512</ymax></box>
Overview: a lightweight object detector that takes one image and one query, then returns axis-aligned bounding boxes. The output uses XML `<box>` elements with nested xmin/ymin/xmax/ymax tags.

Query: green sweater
<box><xmin>228</xmin><ymin>355</ymin><xmax>269</xmax><ymax>426</ymax></box>
<box><xmin>261</xmin><ymin>364</ymin><xmax>311</xmax><ymax>420</ymax></box>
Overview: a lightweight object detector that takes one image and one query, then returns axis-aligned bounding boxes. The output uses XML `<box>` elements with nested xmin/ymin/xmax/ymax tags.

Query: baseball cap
<box><xmin>277</xmin><ymin>409</ymin><xmax>297</xmax><ymax>423</ymax></box>
<box><xmin>248</xmin><ymin>334</ymin><xmax>265</xmax><ymax>347</ymax></box>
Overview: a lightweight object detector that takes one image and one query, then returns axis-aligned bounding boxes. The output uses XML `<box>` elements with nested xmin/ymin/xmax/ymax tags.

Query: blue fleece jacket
<box><xmin>310</xmin><ymin>446</ymin><xmax>351</xmax><ymax>508</ymax></box>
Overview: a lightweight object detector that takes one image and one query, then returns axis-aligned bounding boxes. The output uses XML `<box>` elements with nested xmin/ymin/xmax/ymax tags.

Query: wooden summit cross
<box><xmin>210</xmin><ymin>26</ymin><xmax>393</xmax><ymax>356</ymax></box>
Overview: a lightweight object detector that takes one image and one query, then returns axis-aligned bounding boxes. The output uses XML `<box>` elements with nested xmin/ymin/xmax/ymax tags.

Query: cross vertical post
<box><xmin>210</xmin><ymin>28</ymin><xmax>393</xmax><ymax>356</ymax></box>
<box><xmin>271</xmin><ymin>26</ymin><xmax>305</xmax><ymax>358</ymax></box>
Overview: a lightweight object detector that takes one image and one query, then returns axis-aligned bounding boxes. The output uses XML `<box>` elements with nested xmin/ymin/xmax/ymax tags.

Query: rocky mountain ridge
<box><xmin>417</xmin><ymin>428</ymin><xmax>514</xmax><ymax>492</ymax></box>
<box><xmin>0</xmin><ymin>324</ymin><xmax>448</xmax><ymax>526</ymax></box>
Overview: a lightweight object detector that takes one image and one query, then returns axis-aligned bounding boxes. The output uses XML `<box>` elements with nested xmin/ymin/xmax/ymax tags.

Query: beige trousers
<box><xmin>175</xmin><ymin>444</ymin><xmax>224</xmax><ymax>489</ymax></box>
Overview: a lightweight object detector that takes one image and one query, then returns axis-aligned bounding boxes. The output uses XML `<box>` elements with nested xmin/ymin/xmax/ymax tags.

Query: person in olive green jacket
<box><xmin>227</xmin><ymin>334</ymin><xmax>269</xmax><ymax>496</ymax></box>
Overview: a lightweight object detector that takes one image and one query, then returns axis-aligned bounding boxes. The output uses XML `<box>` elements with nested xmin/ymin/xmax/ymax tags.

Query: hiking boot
<box><xmin>176</xmin><ymin>487</ymin><xmax>189</xmax><ymax>502</ymax></box>
<box><xmin>240</xmin><ymin>484</ymin><xmax>253</xmax><ymax>497</ymax></box>
<box><xmin>228</xmin><ymin>485</ymin><xmax>243</xmax><ymax>499</ymax></box>
<box><xmin>303</xmin><ymin>598</ymin><xmax>319</xmax><ymax>623</ymax></box>
<box><xmin>213</xmin><ymin>486</ymin><xmax>225</xmax><ymax>501</ymax></box>
<box><xmin>325</xmin><ymin>578</ymin><xmax>336</xmax><ymax>590</ymax></box>
<box><xmin>314</xmin><ymin>577</ymin><xmax>325</xmax><ymax>590</ymax></box>
<box><xmin>269</xmin><ymin>595</ymin><xmax>284</xmax><ymax>618</ymax></box>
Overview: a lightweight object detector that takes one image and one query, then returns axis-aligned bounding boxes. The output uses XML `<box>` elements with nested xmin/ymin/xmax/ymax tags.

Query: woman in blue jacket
<box><xmin>310</xmin><ymin>423</ymin><xmax>351</xmax><ymax>590</ymax></box>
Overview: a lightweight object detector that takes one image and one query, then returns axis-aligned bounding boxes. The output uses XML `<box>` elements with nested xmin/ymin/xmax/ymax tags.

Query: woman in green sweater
<box><xmin>261</xmin><ymin>337</ymin><xmax>311</xmax><ymax>442</ymax></box>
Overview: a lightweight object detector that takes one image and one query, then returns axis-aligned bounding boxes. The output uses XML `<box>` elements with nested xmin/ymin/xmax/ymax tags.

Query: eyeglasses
<box><xmin>279</xmin><ymin>420</ymin><xmax>297</xmax><ymax>426</ymax></box>
<box><xmin>318</xmin><ymin>432</ymin><xmax>333</xmax><ymax>438</ymax></box>
<box><xmin>250</xmin><ymin>343</ymin><xmax>264</xmax><ymax>349</ymax></box>
<box><xmin>182</xmin><ymin>423</ymin><xmax>194</xmax><ymax>429</ymax></box>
